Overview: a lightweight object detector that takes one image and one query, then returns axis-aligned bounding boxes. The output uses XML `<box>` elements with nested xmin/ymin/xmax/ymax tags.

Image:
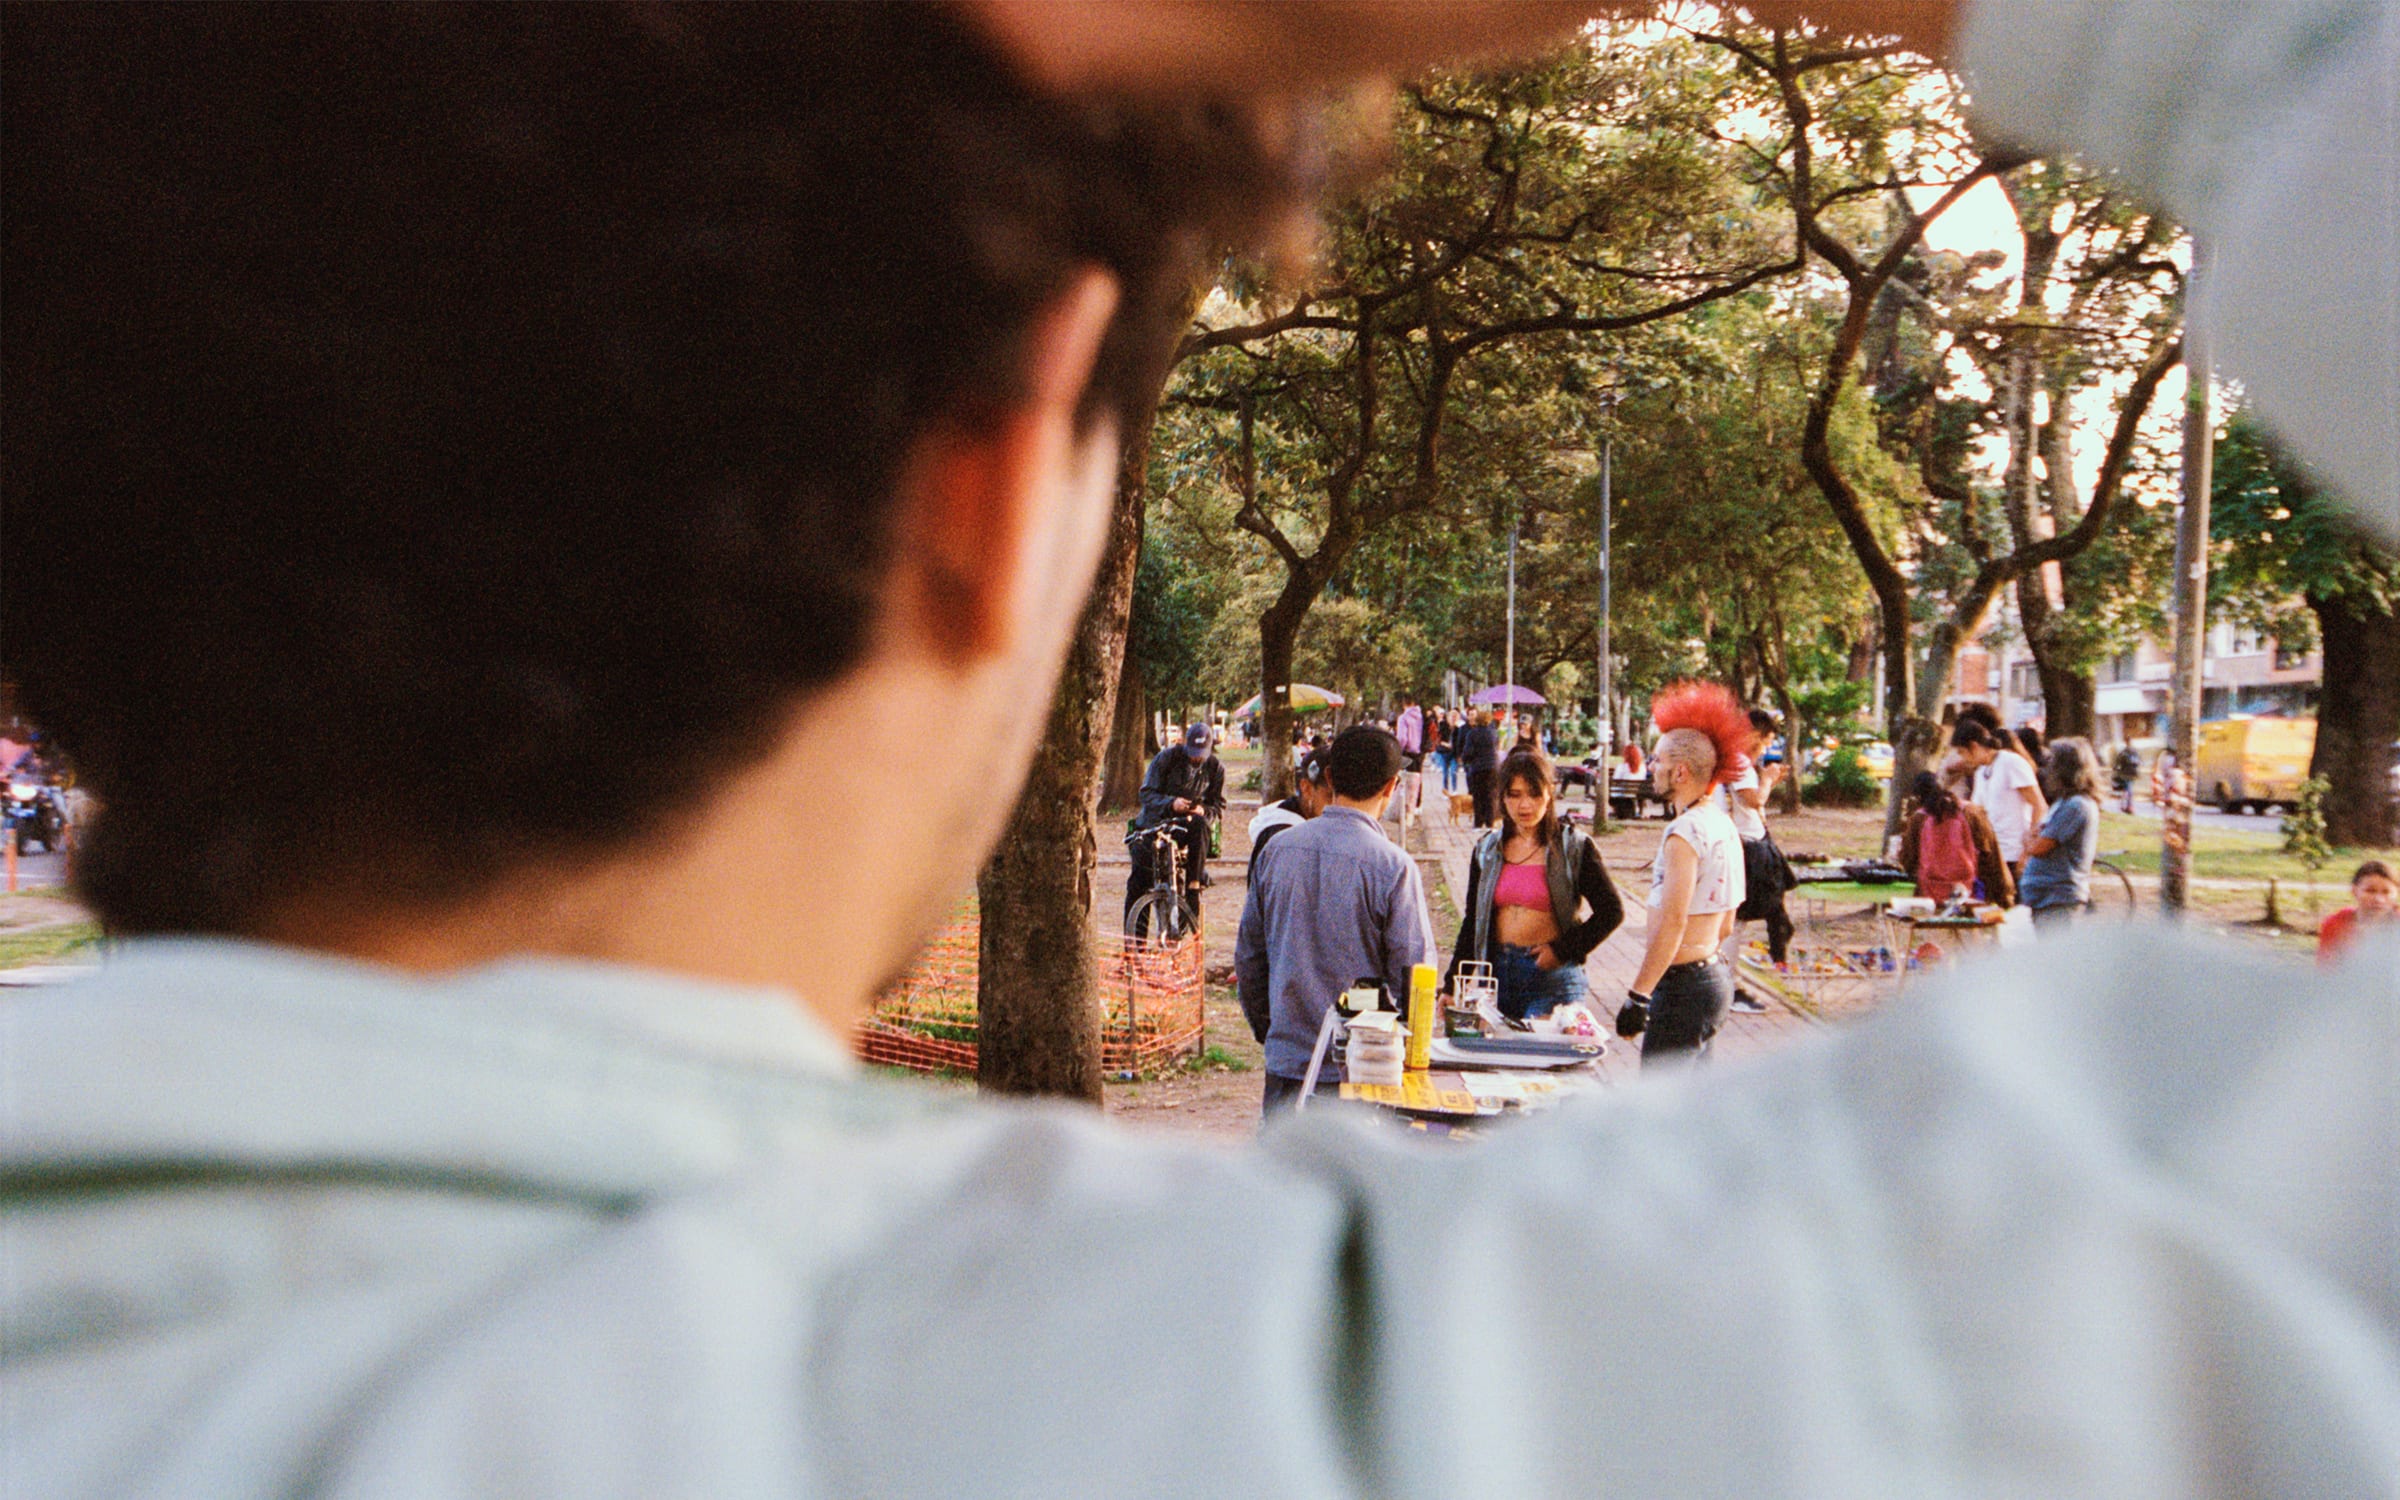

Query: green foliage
<box><xmin>1806</xmin><ymin>745</ymin><xmax>1881</xmax><ymax>807</ymax></box>
<box><xmin>2213</xmin><ymin>411</ymin><xmax>2399</xmax><ymax>621</ymax></box>
<box><xmin>2282</xmin><ymin>776</ymin><xmax>2332</xmax><ymax>872</ymax></box>
<box><xmin>1791</xmin><ymin>671</ymin><xmax>1871</xmax><ymax>734</ymax></box>
<box><xmin>1126</xmin><ymin>540</ymin><xmax>1219</xmax><ymax>707</ymax></box>
<box><xmin>1150</xmin><ymin>26</ymin><xmax>1800</xmax><ymax>734</ymax></box>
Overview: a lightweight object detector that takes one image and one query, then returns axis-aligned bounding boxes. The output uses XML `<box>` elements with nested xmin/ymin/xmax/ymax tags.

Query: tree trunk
<box><xmin>2308</xmin><ymin>590</ymin><xmax>2400</xmax><ymax>846</ymax></box>
<box><xmin>1257</xmin><ymin>592</ymin><xmax>1306</xmax><ymax>803</ymax></box>
<box><xmin>974</xmin><ymin>417</ymin><xmax>1154</xmax><ymax>1103</ymax></box>
<box><xmin>2039</xmin><ymin>661</ymin><xmax>2095</xmax><ymax>740</ymax></box>
<box><xmin>1096</xmin><ymin>631</ymin><xmax>1149</xmax><ymax>814</ymax></box>
<box><xmin>1883</xmin><ymin>715</ymin><xmax>1947</xmax><ymax>841</ymax></box>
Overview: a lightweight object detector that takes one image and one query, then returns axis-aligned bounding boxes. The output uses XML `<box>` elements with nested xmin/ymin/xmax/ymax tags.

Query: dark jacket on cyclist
<box><xmin>1133</xmin><ymin>746</ymin><xmax>1223</xmax><ymax>830</ymax></box>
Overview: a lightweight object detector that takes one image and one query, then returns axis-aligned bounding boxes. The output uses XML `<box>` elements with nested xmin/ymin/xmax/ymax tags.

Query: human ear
<box><xmin>894</xmin><ymin>270</ymin><xmax>1121</xmax><ymax>667</ymax></box>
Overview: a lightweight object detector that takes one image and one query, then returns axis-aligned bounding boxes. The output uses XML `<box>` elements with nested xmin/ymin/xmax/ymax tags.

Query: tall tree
<box><xmin>1601</xmin><ymin>293</ymin><xmax>1876</xmax><ymax>804</ymax></box>
<box><xmin>1970</xmin><ymin>164</ymin><xmax>2183</xmax><ymax>739</ymax></box>
<box><xmin>2211</xmin><ymin>414</ymin><xmax>2400</xmax><ymax>846</ymax></box>
<box><xmin>974</xmin><ymin>424</ymin><xmax>1155</xmax><ymax>1103</ymax></box>
<box><xmin>1699</xmin><ymin>18</ymin><xmax>2177</xmax><ymax>820</ymax></box>
<box><xmin>1179</xmin><ymin>33</ymin><xmax>1801</xmax><ymax>797</ymax></box>
<box><xmin>976</xmin><ymin>278</ymin><xmax>1210</xmax><ymax>1102</ymax></box>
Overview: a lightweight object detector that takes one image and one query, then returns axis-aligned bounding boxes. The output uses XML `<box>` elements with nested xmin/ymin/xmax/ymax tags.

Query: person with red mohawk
<box><xmin>1616</xmin><ymin>682</ymin><xmax>1751</xmax><ymax>1062</ymax></box>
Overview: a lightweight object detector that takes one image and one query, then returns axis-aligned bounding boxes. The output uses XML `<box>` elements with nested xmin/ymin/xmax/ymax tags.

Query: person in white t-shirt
<box><xmin>1956</xmin><ymin>718</ymin><xmax>2046</xmax><ymax>877</ymax></box>
<box><xmin>1618</xmin><ymin>683</ymin><xmax>1748</xmax><ymax>1064</ymax></box>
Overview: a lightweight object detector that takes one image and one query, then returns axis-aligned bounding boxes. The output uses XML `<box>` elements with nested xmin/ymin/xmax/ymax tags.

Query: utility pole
<box><xmin>2163</xmin><ymin>248</ymin><xmax>2209</xmax><ymax>915</ymax></box>
<box><xmin>1505</xmin><ymin>514</ymin><xmax>1518</xmax><ymax>698</ymax></box>
<box><xmin>1597</xmin><ymin>391</ymin><xmax>1615</xmax><ymax>757</ymax></box>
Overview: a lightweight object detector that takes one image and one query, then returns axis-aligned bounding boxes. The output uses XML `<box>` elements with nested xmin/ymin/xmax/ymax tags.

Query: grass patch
<box><xmin>1185</xmin><ymin>1044</ymin><xmax>1254</xmax><ymax>1074</ymax></box>
<box><xmin>865</xmin><ymin>1062</ymin><xmax>975</xmax><ymax>1088</ymax></box>
<box><xmin>1428</xmin><ymin>871</ymin><xmax>1461</xmax><ymax>933</ymax></box>
<box><xmin>0</xmin><ymin>923</ymin><xmax>103</xmax><ymax>970</ymax></box>
<box><xmin>2092</xmin><ymin>811</ymin><xmax>2398</xmax><ymax>883</ymax></box>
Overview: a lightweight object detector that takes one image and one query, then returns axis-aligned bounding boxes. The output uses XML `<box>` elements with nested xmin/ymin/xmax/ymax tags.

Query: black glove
<box><xmin>1615</xmin><ymin>993</ymin><xmax>1650</xmax><ymax>1039</ymax></box>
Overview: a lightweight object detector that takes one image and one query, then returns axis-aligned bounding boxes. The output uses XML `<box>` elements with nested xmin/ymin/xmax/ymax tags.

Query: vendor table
<box><xmin>1894</xmin><ymin>912</ymin><xmax>2003</xmax><ymax>989</ymax></box>
<box><xmin>1760</xmin><ymin>879</ymin><xmax>1911</xmax><ymax>1007</ymax></box>
<box><xmin>1337</xmin><ymin>1064</ymin><xmax>1604</xmax><ymax>1132</ymax></box>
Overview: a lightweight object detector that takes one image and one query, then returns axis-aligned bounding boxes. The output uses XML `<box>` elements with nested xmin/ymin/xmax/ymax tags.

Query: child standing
<box><xmin>2317</xmin><ymin>859</ymin><xmax>2397</xmax><ymax>964</ymax></box>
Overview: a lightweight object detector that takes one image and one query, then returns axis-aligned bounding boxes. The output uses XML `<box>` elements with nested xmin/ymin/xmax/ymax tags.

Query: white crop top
<box><xmin>1649</xmin><ymin>800</ymin><xmax>1745</xmax><ymax>915</ymax></box>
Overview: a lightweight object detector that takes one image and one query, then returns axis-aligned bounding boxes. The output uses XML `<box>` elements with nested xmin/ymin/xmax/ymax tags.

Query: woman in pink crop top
<box><xmin>1444</xmin><ymin>748</ymin><xmax>1623</xmax><ymax>1020</ymax></box>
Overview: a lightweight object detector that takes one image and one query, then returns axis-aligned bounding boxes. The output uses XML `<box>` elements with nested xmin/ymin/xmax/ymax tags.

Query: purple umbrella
<box><xmin>1469</xmin><ymin>684</ymin><xmax>1547</xmax><ymax>707</ymax></box>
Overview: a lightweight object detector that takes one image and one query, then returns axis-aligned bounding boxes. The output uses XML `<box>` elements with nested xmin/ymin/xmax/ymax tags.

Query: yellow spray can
<box><xmin>1406</xmin><ymin>963</ymin><xmax>1436</xmax><ymax>1071</ymax></box>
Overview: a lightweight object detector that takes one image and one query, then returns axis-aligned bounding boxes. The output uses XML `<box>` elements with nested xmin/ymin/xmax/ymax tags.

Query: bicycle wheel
<box><xmin>1125</xmin><ymin>889</ymin><xmax>1195</xmax><ymax>946</ymax></box>
<box><xmin>2087</xmin><ymin>860</ymin><xmax>2137</xmax><ymax>918</ymax></box>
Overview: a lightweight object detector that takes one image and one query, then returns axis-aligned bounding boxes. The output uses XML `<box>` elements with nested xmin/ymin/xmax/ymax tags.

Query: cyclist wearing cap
<box><xmin>1127</xmin><ymin>721</ymin><xmax>1224</xmax><ymax>919</ymax></box>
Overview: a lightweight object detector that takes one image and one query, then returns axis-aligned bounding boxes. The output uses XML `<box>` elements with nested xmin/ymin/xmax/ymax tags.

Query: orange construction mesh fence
<box><xmin>856</xmin><ymin>898</ymin><xmax>1207</xmax><ymax>1075</ymax></box>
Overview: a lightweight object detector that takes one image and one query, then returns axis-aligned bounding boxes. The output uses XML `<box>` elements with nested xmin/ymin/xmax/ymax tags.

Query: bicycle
<box><xmin>2086</xmin><ymin>849</ymin><xmax>2137</xmax><ymax>918</ymax></box>
<box><xmin>1123</xmin><ymin>822</ymin><xmax>1201</xmax><ymax>945</ymax></box>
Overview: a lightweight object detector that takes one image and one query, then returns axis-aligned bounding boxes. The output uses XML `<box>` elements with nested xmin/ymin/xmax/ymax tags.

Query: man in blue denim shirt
<box><xmin>1235</xmin><ymin>726</ymin><xmax>1436</xmax><ymax>1112</ymax></box>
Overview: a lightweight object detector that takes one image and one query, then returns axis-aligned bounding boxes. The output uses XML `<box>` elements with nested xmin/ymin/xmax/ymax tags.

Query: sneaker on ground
<box><xmin>1729</xmin><ymin>992</ymin><xmax>1767</xmax><ymax>1014</ymax></box>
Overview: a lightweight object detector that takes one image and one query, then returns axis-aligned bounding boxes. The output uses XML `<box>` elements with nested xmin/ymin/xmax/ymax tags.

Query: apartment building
<box><xmin>1949</xmin><ymin>621</ymin><xmax>2321</xmax><ymax>749</ymax></box>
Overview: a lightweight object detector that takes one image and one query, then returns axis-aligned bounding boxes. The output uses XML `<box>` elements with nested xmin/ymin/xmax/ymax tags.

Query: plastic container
<box><xmin>1346</xmin><ymin>1011</ymin><xmax>1408</xmax><ymax>1087</ymax></box>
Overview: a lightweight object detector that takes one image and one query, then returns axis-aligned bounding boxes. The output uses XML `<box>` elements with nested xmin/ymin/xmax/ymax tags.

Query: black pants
<box><xmin>1125</xmin><ymin>814</ymin><xmax>1209</xmax><ymax>917</ymax></box>
<box><xmin>1759</xmin><ymin>902</ymin><xmax>1794</xmax><ymax>965</ymax></box>
<box><xmin>1467</xmin><ymin>766</ymin><xmax>1499</xmax><ymax>827</ymax></box>
<box><xmin>1641</xmin><ymin>956</ymin><xmax>1733</xmax><ymax>1066</ymax></box>
<box><xmin>1738</xmin><ymin>835</ymin><xmax>1794</xmax><ymax>964</ymax></box>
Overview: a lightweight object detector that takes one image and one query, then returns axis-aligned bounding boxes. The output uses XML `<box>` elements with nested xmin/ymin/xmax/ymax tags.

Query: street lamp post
<box><xmin>2163</xmin><ymin>245</ymin><xmax>2210</xmax><ymax>914</ymax></box>
<box><xmin>1505</xmin><ymin>514</ymin><xmax>1517</xmax><ymax>703</ymax></box>
<box><xmin>1597</xmin><ymin>391</ymin><xmax>1615</xmax><ymax>757</ymax></box>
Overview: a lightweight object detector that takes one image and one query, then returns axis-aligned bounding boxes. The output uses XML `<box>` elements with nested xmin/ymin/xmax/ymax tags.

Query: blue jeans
<box><xmin>1435</xmin><ymin>750</ymin><xmax>1459</xmax><ymax>791</ymax></box>
<box><xmin>1494</xmin><ymin>942</ymin><xmax>1586</xmax><ymax>1020</ymax></box>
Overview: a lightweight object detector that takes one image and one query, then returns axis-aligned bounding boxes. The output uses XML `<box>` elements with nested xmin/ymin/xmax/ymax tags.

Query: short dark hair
<box><xmin>1747</xmin><ymin>708</ymin><xmax>1778</xmax><ymax>735</ymax></box>
<box><xmin>3</xmin><ymin>6</ymin><xmax>1316</xmax><ymax>934</ymax></box>
<box><xmin>1951</xmin><ymin>721</ymin><xmax>1999</xmax><ymax>752</ymax></box>
<box><xmin>1954</xmin><ymin>702</ymin><xmax>2004</xmax><ymax>735</ymax></box>
<box><xmin>1326</xmin><ymin>727</ymin><xmax>1404</xmax><ymax>799</ymax></box>
<box><xmin>2352</xmin><ymin>859</ymin><xmax>2394</xmax><ymax>887</ymax></box>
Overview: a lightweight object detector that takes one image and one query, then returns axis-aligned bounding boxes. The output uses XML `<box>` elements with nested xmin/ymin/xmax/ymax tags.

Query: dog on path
<box><xmin>1446</xmin><ymin>790</ymin><xmax>1476</xmax><ymax>826</ymax></box>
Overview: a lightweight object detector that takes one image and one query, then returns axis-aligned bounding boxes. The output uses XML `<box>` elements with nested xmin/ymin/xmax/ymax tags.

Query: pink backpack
<box><xmin>1915</xmin><ymin>810</ymin><xmax>1978</xmax><ymax>901</ymax></box>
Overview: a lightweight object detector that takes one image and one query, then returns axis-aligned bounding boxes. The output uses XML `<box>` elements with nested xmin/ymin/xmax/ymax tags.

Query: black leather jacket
<box><xmin>1133</xmin><ymin>747</ymin><xmax>1224</xmax><ymax>830</ymax></box>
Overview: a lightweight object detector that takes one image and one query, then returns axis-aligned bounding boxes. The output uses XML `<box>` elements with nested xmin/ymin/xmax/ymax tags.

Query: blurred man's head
<box><xmin>1183</xmin><ymin>723</ymin><xmax>1214</xmax><ymax>761</ymax></box>
<box><xmin>2</xmin><ymin>6</ymin><xmax>1315</xmax><ymax>1008</ymax></box>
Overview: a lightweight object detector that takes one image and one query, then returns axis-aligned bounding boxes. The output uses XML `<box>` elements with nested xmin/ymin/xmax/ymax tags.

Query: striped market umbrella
<box><xmin>1233</xmin><ymin>684</ymin><xmax>1345</xmax><ymax>717</ymax></box>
